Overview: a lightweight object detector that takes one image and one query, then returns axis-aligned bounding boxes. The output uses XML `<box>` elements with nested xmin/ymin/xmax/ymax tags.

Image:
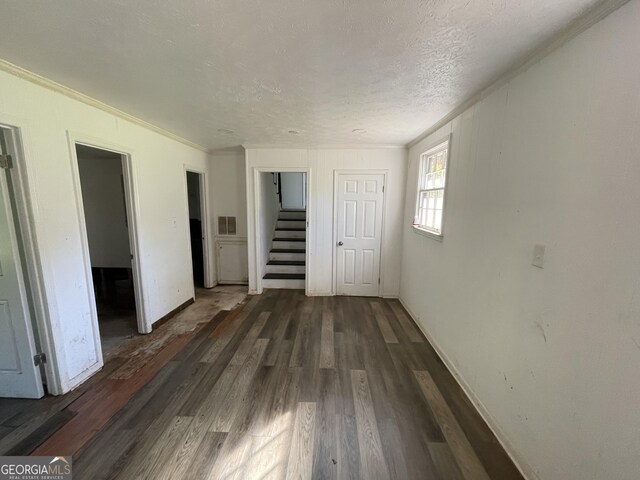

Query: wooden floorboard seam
<box><xmin>1</xmin><ymin>290</ymin><xmax>524</xmax><ymax>480</ymax></box>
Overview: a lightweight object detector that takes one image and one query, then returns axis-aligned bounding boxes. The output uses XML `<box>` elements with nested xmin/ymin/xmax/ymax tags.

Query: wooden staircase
<box><xmin>263</xmin><ymin>209</ymin><xmax>306</xmax><ymax>289</ymax></box>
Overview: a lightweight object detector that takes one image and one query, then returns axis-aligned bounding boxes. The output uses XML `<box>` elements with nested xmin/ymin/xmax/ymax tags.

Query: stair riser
<box><xmin>272</xmin><ymin>240</ymin><xmax>306</xmax><ymax>250</ymax></box>
<box><xmin>262</xmin><ymin>278</ymin><xmax>305</xmax><ymax>289</ymax></box>
<box><xmin>265</xmin><ymin>264</ymin><xmax>306</xmax><ymax>274</ymax></box>
<box><xmin>279</xmin><ymin>211</ymin><xmax>306</xmax><ymax>220</ymax></box>
<box><xmin>277</xmin><ymin>220</ymin><xmax>306</xmax><ymax>229</ymax></box>
<box><xmin>274</xmin><ymin>229</ymin><xmax>306</xmax><ymax>238</ymax></box>
<box><xmin>269</xmin><ymin>252</ymin><xmax>306</xmax><ymax>261</ymax></box>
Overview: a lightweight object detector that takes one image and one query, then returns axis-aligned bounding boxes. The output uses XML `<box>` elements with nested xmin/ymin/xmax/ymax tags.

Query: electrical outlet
<box><xmin>532</xmin><ymin>244</ymin><xmax>545</xmax><ymax>268</ymax></box>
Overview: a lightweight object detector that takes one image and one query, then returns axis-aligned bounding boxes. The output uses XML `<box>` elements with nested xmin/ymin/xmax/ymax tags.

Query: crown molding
<box><xmin>0</xmin><ymin>58</ymin><xmax>209</xmax><ymax>153</ymax></box>
<box><xmin>242</xmin><ymin>143</ymin><xmax>406</xmax><ymax>150</ymax></box>
<box><xmin>407</xmin><ymin>0</ymin><xmax>631</xmax><ymax>149</ymax></box>
<box><xmin>209</xmin><ymin>146</ymin><xmax>246</xmax><ymax>156</ymax></box>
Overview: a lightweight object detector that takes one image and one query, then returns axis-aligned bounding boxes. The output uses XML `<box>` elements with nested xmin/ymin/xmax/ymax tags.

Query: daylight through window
<box><xmin>414</xmin><ymin>139</ymin><xmax>450</xmax><ymax>236</ymax></box>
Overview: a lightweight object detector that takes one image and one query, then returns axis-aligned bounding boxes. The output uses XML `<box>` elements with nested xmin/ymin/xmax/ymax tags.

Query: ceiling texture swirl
<box><xmin>0</xmin><ymin>0</ymin><xmax>603</xmax><ymax>150</ymax></box>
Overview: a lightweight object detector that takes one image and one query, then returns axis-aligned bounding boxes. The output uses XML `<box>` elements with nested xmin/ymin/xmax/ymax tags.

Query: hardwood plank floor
<box><xmin>0</xmin><ymin>289</ymin><xmax>524</xmax><ymax>480</ymax></box>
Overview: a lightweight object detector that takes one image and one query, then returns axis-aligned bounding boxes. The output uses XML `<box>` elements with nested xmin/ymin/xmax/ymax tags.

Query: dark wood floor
<box><xmin>0</xmin><ymin>289</ymin><xmax>523</xmax><ymax>480</ymax></box>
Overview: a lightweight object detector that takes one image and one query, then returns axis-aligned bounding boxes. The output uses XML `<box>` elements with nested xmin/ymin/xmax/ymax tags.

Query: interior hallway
<box><xmin>3</xmin><ymin>288</ymin><xmax>523</xmax><ymax>479</ymax></box>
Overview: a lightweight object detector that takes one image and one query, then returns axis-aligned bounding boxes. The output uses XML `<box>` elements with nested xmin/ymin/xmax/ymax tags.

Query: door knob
<box><xmin>337</xmin><ymin>241</ymin><xmax>344</xmax><ymax>246</ymax></box>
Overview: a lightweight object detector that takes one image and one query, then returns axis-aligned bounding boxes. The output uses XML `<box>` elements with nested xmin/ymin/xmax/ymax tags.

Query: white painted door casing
<box><xmin>0</xmin><ymin>160</ymin><xmax>44</xmax><ymax>398</ymax></box>
<box><xmin>335</xmin><ymin>173</ymin><xmax>385</xmax><ymax>297</ymax></box>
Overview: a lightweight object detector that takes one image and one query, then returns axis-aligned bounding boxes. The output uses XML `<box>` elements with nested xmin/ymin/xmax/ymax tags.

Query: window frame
<box><xmin>413</xmin><ymin>135</ymin><xmax>452</xmax><ymax>241</ymax></box>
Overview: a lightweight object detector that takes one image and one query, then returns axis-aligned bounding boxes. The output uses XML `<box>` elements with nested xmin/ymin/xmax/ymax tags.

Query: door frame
<box><xmin>251</xmin><ymin>166</ymin><xmax>311</xmax><ymax>295</ymax></box>
<box><xmin>332</xmin><ymin>169</ymin><xmax>388</xmax><ymax>297</ymax></box>
<box><xmin>183</xmin><ymin>166</ymin><xmax>214</xmax><ymax>290</ymax></box>
<box><xmin>67</xmin><ymin>132</ymin><xmax>150</xmax><ymax>337</ymax></box>
<box><xmin>0</xmin><ymin>121</ymin><xmax>52</xmax><ymax>395</ymax></box>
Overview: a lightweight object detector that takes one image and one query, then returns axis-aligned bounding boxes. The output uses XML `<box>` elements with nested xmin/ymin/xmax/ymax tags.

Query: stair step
<box><xmin>277</xmin><ymin>221</ymin><xmax>305</xmax><ymax>230</ymax></box>
<box><xmin>275</xmin><ymin>229</ymin><xmax>305</xmax><ymax>239</ymax></box>
<box><xmin>279</xmin><ymin>210</ymin><xmax>306</xmax><ymax>220</ymax></box>
<box><xmin>271</xmin><ymin>248</ymin><xmax>305</xmax><ymax>253</ymax></box>
<box><xmin>270</xmin><ymin>251</ymin><xmax>305</xmax><ymax>261</ymax></box>
<box><xmin>268</xmin><ymin>260</ymin><xmax>305</xmax><ymax>266</ymax></box>
<box><xmin>273</xmin><ymin>237</ymin><xmax>305</xmax><ymax>242</ymax></box>
<box><xmin>263</xmin><ymin>273</ymin><xmax>305</xmax><ymax>280</ymax></box>
<box><xmin>276</xmin><ymin>228</ymin><xmax>306</xmax><ymax>231</ymax></box>
<box><xmin>262</xmin><ymin>278</ymin><xmax>305</xmax><ymax>289</ymax></box>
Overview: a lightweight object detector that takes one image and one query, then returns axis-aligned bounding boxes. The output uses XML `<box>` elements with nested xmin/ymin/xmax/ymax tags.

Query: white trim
<box><xmin>332</xmin><ymin>169</ymin><xmax>388</xmax><ymax>297</ymax></box>
<box><xmin>215</xmin><ymin>235</ymin><xmax>248</xmax><ymax>241</ymax></box>
<box><xmin>183</xmin><ymin>166</ymin><xmax>214</xmax><ymax>290</ymax></box>
<box><xmin>250</xmin><ymin>166</ymin><xmax>311</xmax><ymax>295</ymax></box>
<box><xmin>120</xmin><ymin>149</ymin><xmax>149</xmax><ymax>334</ymax></box>
<box><xmin>67</xmin><ymin>132</ymin><xmax>150</xmax><ymax>339</ymax></box>
<box><xmin>398</xmin><ymin>296</ymin><xmax>538</xmax><ymax>480</ymax></box>
<box><xmin>0</xmin><ymin>59</ymin><xmax>208</xmax><ymax>154</ymax></box>
<box><xmin>0</xmin><ymin>117</ymin><xmax>64</xmax><ymax>394</ymax></box>
<box><xmin>407</xmin><ymin>0</ymin><xmax>630</xmax><ymax>149</ymax></box>
<box><xmin>0</xmin><ymin>124</ymin><xmax>45</xmax><ymax>397</ymax></box>
<box><xmin>413</xmin><ymin>133</ymin><xmax>452</xmax><ymax>240</ymax></box>
<box><xmin>242</xmin><ymin>144</ymin><xmax>405</xmax><ymax>150</ymax></box>
<box><xmin>421</xmin><ymin>137</ymin><xmax>451</xmax><ymax>158</ymax></box>
<box><xmin>64</xmin><ymin>135</ymin><xmax>104</xmax><ymax>385</ymax></box>
<box><xmin>209</xmin><ymin>147</ymin><xmax>246</xmax><ymax>156</ymax></box>
<box><xmin>412</xmin><ymin>226</ymin><xmax>444</xmax><ymax>242</ymax></box>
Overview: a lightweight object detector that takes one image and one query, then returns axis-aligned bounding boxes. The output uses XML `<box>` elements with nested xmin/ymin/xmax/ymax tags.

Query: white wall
<box><xmin>280</xmin><ymin>172</ymin><xmax>305</xmax><ymax>209</ymax></box>
<box><xmin>210</xmin><ymin>152</ymin><xmax>248</xmax><ymax>238</ymax></box>
<box><xmin>209</xmin><ymin>151</ymin><xmax>249</xmax><ymax>283</ymax></box>
<box><xmin>0</xmin><ymin>69</ymin><xmax>209</xmax><ymax>394</ymax></box>
<box><xmin>258</xmin><ymin>172</ymin><xmax>280</xmax><ymax>274</ymax></box>
<box><xmin>399</xmin><ymin>2</ymin><xmax>640</xmax><ymax>479</ymax></box>
<box><xmin>245</xmin><ymin>147</ymin><xmax>406</xmax><ymax>296</ymax></box>
<box><xmin>77</xmin><ymin>152</ymin><xmax>131</xmax><ymax>268</ymax></box>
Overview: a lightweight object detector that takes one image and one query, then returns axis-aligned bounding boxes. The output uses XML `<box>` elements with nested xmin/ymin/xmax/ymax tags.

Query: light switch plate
<box><xmin>532</xmin><ymin>244</ymin><xmax>545</xmax><ymax>268</ymax></box>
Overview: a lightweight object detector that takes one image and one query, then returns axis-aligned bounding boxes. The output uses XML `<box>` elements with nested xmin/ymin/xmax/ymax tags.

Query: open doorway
<box><xmin>75</xmin><ymin>144</ymin><xmax>142</xmax><ymax>358</ymax></box>
<box><xmin>186</xmin><ymin>171</ymin><xmax>206</xmax><ymax>290</ymax></box>
<box><xmin>258</xmin><ymin>171</ymin><xmax>308</xmax><ymax>290</ymax></box>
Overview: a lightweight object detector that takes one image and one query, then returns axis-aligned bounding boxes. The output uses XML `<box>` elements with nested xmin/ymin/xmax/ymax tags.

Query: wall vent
<box><xmin>218</xmin><ymin>216</ymin><xmax>237</xmax><ymax>235</ymax></box>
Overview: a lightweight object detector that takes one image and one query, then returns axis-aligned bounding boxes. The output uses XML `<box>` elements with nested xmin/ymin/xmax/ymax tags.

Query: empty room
<box><xmin>0</xmin><ymin>1</ymin><xmax>638</xmax><ymax>479</ymax></box>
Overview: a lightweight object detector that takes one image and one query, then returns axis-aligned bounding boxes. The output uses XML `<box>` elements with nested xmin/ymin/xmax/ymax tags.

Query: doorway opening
<box><xmin>186</xmin><ymin>171</ymin><xmax>206</xmax><ymax>291</ymax></box>
<box><xmin>75</xmin><ymin>144</ymin><xmax>142</xmax><ymax>358</ymax></box>
<box><xmin>259</xmin><ymin>171</ymin><xmax>307</xmax><ymax>290</ymax></box>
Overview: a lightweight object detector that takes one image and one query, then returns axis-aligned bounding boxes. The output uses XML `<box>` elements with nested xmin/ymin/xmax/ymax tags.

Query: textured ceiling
<box><xmin>0</xmin><ymin>0</ymin><xmax>601</xmax><ymax>150</ymax></box>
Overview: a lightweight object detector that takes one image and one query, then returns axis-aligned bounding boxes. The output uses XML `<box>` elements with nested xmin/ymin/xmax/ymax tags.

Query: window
<box><xmin>413</xmin><ymin>138</ymin><xmax>450</xmax><ymax>237</ymax></box>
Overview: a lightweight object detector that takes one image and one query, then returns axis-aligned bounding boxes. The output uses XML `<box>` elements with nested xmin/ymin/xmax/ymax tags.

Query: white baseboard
<box><xmin>398</xmin><ymin>297</ymin><xmax>539</xmax><ymax>480</ymax></box>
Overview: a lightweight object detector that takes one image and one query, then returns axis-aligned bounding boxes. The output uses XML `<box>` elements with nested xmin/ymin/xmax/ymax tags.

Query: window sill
<box><xmin>412</xmin><ymin>226</ymin><xmax>443</xmax><ymax>242</ymax></box>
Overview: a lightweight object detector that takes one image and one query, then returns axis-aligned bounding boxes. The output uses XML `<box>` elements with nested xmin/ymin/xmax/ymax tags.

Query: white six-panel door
<box><xmin>0</xmin><ymin>148</ymin><xmax>44</xmax><ymax>398</ymax></box>
<box><xmin>335</xmin><ymin>173</ymin><xmax>384</xmax><ymax>297</ymax></box>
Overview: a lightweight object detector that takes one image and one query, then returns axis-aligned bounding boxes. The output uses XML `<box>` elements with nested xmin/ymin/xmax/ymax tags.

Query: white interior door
<box><xmin>335</xmin><ymin>173</ymin><xmax>384</xmax><ymax>297</ymax></box>
<box><xmin>0</xmin><ymin>147</ymin><xmax>44</xmax><ymax>398</ymax></box>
